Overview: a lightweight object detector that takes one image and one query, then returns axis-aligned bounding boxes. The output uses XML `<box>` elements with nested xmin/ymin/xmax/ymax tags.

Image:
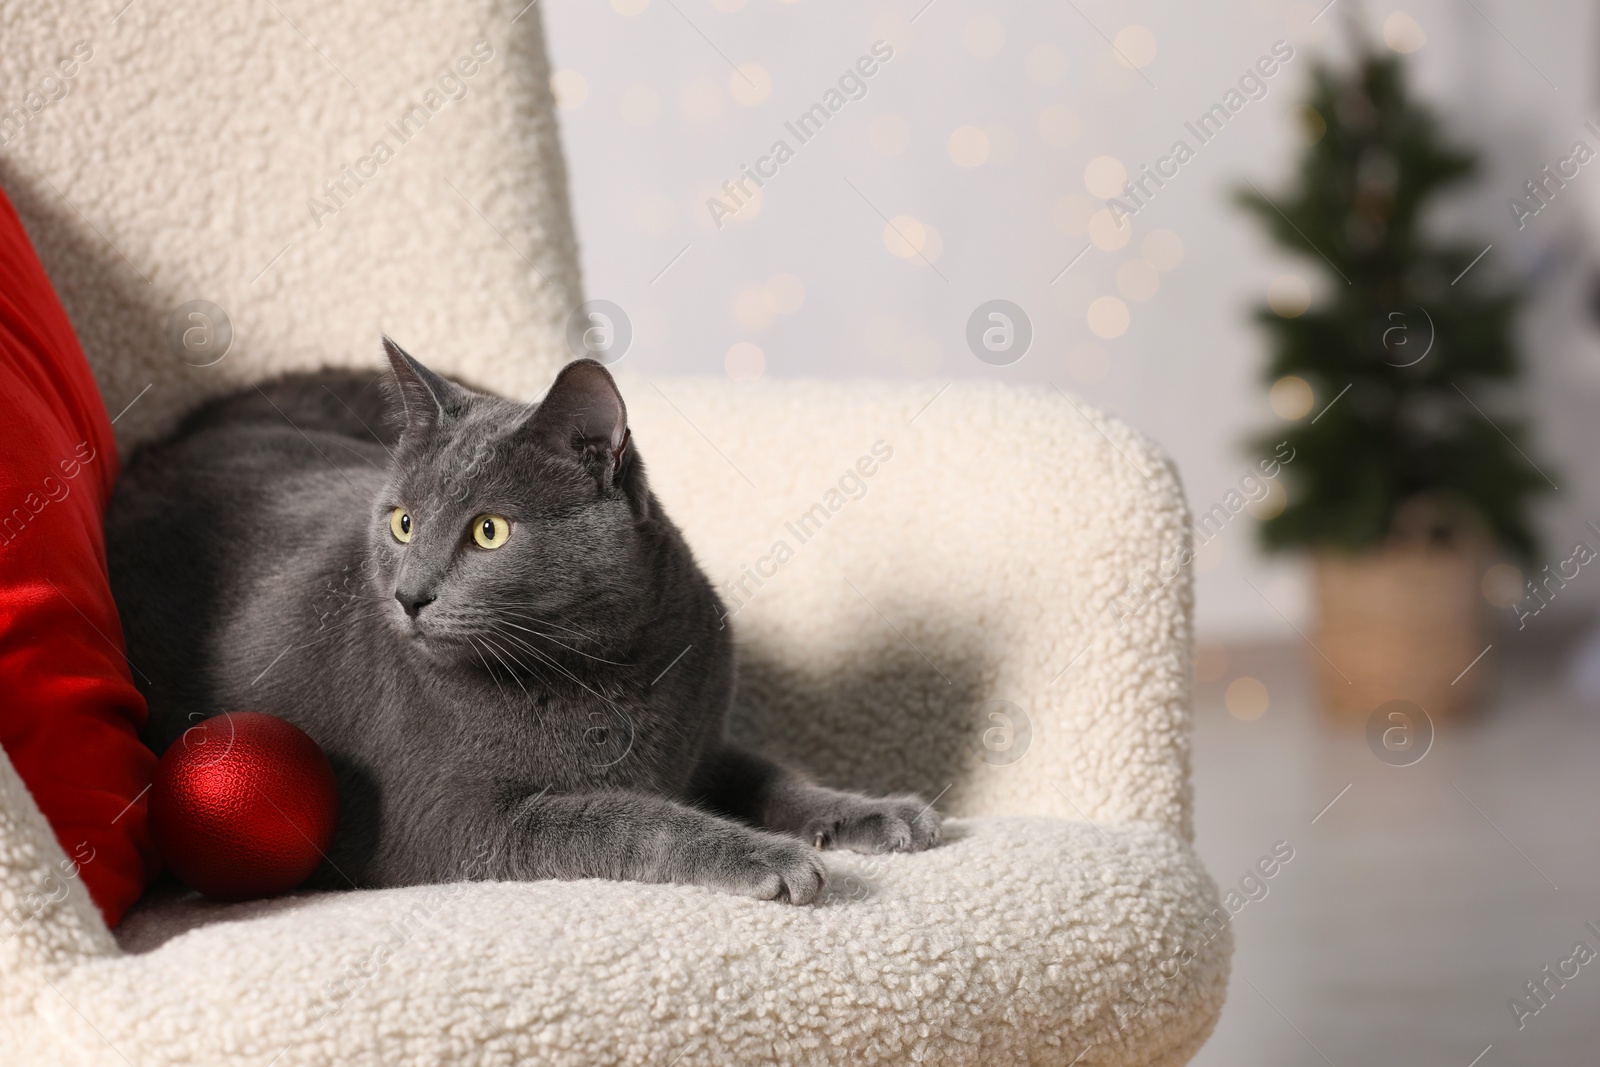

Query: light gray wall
<box><xmin>542</xmin><ymin>0</ymin><xmax>1600</xmax><ymax>641</ymax></box>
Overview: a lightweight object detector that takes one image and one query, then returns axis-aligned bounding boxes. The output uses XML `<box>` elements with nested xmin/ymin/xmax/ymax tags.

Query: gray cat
<box><xmin>106</xmin><ymin>341</ymin><xmax>940</xmax><ymax>904</ymax></box>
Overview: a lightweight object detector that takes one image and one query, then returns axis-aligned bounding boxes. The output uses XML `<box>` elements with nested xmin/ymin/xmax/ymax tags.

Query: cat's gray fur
<box><xmin>106</xmin><ymin>341</ymin><xmax>939</xmax><ymax>904</ymax></box>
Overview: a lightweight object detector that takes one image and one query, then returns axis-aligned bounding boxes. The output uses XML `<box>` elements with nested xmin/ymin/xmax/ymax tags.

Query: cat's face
<box><xmin>367</xmin><ymin>341</ymin><xmax>652</xmax><ymax>670</ymax></box>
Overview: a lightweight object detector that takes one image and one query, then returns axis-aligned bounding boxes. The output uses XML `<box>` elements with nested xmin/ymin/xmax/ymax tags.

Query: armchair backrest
<box><xmin>2</xmin><ymin>0</ymin><xmax>577</xmax><ymax>452</ymax></box>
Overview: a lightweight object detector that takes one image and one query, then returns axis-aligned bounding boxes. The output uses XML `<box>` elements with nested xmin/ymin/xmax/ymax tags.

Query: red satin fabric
<box><xmin>0</xmin><ymin>185</ymin><xmax>157</xmax><ymax>927</ymax></box>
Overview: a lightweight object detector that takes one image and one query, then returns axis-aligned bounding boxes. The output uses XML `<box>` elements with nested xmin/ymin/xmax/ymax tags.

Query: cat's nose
<box><xmin>395</xmin><ymin>589</ymin><xmax>436</xmax><ymax>618</ymax></box>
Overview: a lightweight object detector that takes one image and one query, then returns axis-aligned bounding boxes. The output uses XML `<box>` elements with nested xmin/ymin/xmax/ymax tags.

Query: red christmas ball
<box><xmin>149</xmin><ymin>712</ymin><xmax>339</xmax><ymax>901</ymax></box>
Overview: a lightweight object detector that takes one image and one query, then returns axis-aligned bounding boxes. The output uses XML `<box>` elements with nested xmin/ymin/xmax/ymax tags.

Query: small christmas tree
<box><xmin>1236</xmin><ymin>40</ymin><xmax>1548</xmax><ymax>563</ymax></box>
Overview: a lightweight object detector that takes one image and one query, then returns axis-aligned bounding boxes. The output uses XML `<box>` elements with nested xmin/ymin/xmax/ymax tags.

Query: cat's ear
<box><xmin>524</xmin><ymin>358</ymin><xmax>628</xmax><ymax>458</ymax></box>
<box><xmin>522</xmin><ymin>359</ymin><xmax>646</xmax><ymax>508</ymax></box>
<box><xmin>381</xmin><ymin>336</ymin><xmax>469</xmax><ymax>435</ymax></box>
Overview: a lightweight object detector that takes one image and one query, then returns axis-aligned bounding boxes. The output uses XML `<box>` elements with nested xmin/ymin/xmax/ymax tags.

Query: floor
<box><xmin>1186</xmin><ymin>630</ymin><xmax>1600</xmax><ymax>1066</ymax></box>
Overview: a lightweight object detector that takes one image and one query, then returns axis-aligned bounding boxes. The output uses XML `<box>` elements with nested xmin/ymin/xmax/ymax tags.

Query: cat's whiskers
<box><xmin>491</xmin><ymin>625</ymin><xmax>604</xmax><ymax>674</ymax></box>
<box><xmin>466</xmin><ymin>628</ymin><xmax>556</xmax><ymax>696</ymax></box>
<box><xmin>466</xmin><ymin>637</ymin><xmax>516</xmax><ymax>705</ymax></box>
<box><xmin>483</xmin><ymin>635</ymin><xmax>561</xmax><ymax>731</ymax></box>
<box><xmin>496</xmin><ymin>608</ymin><xmax>608</xmax><ymax>643</ymax></box>
<box><xmin>490</xmin><ymin>606</ymin><xmax>623</xmax><ymax>655</ymax></box>
<box><xmin>493</xmin><ymin>619</ymin><xmax>625</xmax><ymax>665</ymax></box>
<box><xmin>488</xmin><ymin>627</ymin><xmax>632</xmax><ymax>726</ymax></box>
<box><xmin>489</xmin><ymin>628</ymin><xmax>567</xmax><ymax>675</ymax></box>
<box><xmin>470</xmin><ymin>634</ymin><xmax>516</xmax><ymax>691</ymax></box>
<box><xmin>476</xmin><ymin>633</ymin><xmax>532</xmax><ymax>700</ymax></box>
<box><xmin>465</xmin><ymin>636</ymin><xmax>495</xmax><ymax>678</ymax></box>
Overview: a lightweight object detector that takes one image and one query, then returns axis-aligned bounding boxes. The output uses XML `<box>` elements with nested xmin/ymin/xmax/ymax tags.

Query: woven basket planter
<box><xmin>1310</xmin><ymin>546</ymin><xmax>1490</xmax><ymax>720</ymax></box>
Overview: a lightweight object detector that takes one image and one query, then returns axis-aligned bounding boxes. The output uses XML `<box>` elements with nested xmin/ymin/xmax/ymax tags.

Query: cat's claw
<box><xmin>803</xmin><ymin>794</ymin><xmax>943</xmax><ymax>855</ymax></box>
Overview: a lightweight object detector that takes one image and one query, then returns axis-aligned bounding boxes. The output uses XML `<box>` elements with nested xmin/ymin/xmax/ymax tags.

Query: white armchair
<box><xmin>0</xmin><ymin>2</ymin><xmax>1229</xmax><ymax>1062</ymax></box>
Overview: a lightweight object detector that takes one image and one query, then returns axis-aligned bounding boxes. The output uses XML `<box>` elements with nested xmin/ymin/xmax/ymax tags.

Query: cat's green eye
<box><xmin>390</xmin><ymin>507</ymin><xmax>412</xmax><ymax>544</ymax></box>
<box><xmin>472</xmin><ymin>514</ymin><xmax>510</xmax><ymax>550</ymax></box>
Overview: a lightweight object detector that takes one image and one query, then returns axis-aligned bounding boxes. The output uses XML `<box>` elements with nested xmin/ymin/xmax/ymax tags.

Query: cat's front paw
<box><xmin>711</xmin><ymin>831</ymin><xmax>828</xmax><ymax>905</ymax></box>
<box><xmin>804</xmin><ymin>794</ymin><xmax>943</xmax><ymax>854</ymax></box>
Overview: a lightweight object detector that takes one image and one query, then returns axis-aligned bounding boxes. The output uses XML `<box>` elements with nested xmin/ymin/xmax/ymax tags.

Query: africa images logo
<box><xmin>1103</xmin><ymin>40</ymin><xmax>1296</xmax><ymax>228</ymax></box>
<box><xmin>705</xmin><ymin>41</ymin><xmax>895</xmax><ymax>228</ymax></box>
<box><xmin>305</xmin><ymin>41</ymin><xmax>495</xmax><ymax>229</ymax></box>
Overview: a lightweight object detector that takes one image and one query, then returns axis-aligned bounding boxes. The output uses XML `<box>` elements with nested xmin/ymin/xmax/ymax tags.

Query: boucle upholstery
<box><xmin>1</xmin><ymin>0</ymin><xmax>578</xmax><ymax>449</ymax></box>
<box><xmin>0</xmin><ymin>0</ymin><xmax>1230</xmax><ymax>1063</ymax></box>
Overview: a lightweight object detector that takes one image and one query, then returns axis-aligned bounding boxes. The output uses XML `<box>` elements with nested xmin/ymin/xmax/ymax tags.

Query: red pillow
<box><xmin>0</xmin><ymin>185</ymin><xmax>156</xmax><ymax>927</ymax></box>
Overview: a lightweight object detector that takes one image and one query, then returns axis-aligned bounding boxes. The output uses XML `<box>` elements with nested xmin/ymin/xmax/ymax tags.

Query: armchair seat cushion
<box><xmin>12</xmin><ymin>818</ymin><xmax>1226</xmax><ymax>1067</ymax></box>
